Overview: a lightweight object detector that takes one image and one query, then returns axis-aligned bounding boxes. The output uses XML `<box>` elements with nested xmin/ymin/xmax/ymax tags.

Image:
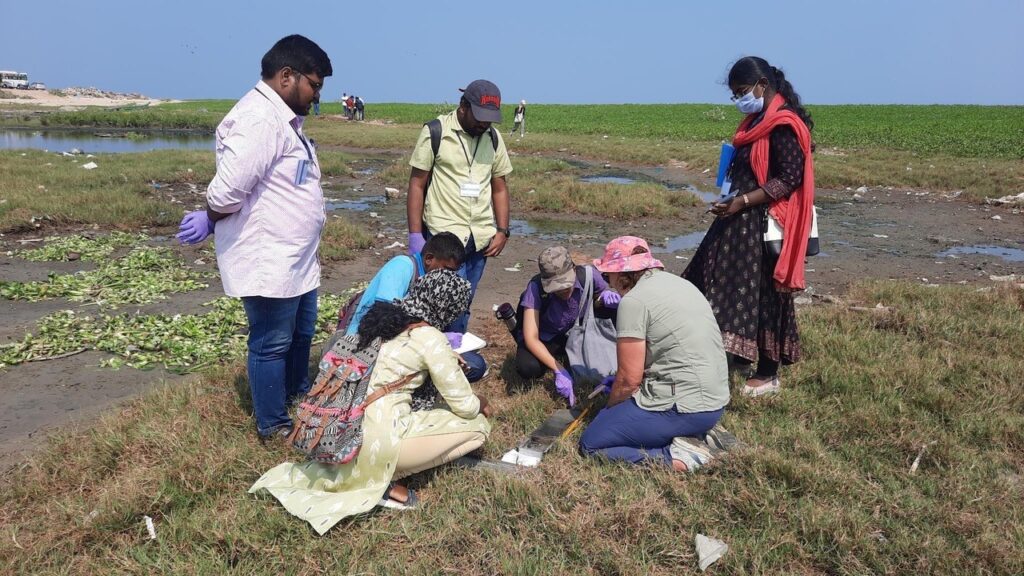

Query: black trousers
<box><xmin>515</xmin><ymin>334</ymin><xmax>568</xmax><ymax>380</ymax></box>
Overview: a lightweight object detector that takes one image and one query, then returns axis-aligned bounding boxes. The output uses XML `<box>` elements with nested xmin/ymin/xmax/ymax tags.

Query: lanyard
<box><xmin>254</xmin><ymin>85</ymin><xmax>315</xmax><ymax>163</ymax></box>
<box><xmin>290</xmin><ymin>124</ymin><xmax>314</xmax><ymax>162</ymax></box>
<box><xmin>455</xmin><ymin>132</ymin><xmax>482</xmax><ymax>177</ymax></box>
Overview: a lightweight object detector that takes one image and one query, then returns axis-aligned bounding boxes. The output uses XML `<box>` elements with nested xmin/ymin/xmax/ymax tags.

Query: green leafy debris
<box><xmin>1</xmin><ymin>245</ymin><xmax>210</xmax><ymax>306</ymax></box>
<box><xmin>18</xmin><ymin>232</ymin><xmax>149</xmax><ymax>262</ymax></box>
<box><xmin>0</xmin><ymin>292</ymin><xmax>353</xmax><ymax>373</ymax></box>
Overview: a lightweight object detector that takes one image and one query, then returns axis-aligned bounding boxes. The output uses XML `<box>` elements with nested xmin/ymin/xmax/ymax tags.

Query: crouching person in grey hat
<box><xmin>512</xmin><ymin>246</ymin><xmax>621</xmax><ymax>406</ymax></box>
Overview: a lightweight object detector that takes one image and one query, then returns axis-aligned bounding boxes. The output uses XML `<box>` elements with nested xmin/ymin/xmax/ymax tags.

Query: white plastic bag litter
<box><xmin>695</xmin><ymin>533</ymin><xmax>727</xmax><ymax>571</ymax></box>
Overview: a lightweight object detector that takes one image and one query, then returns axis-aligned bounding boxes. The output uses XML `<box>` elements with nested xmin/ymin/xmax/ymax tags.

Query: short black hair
<box><xmin>260</xmin><ymin>34</ymin><xmax>332</xmax><ymax>80</ymax></box>
<box><xmin>423</xmin><ymin>232</ymin><xmax>465</xmax><ymax>265</ymax></box>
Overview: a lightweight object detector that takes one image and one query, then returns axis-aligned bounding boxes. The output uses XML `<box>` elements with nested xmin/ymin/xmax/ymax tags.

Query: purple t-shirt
<box><xmin>518</xmin><ymin>265</ymin><xmax>610</xmax><ymax>342</ymax></box>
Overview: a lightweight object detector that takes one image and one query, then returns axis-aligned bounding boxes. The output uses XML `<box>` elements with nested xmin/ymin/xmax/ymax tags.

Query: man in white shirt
<box><xmin>176</xmin><ymin>35</ymin><xmax>332</xmax><ymax>439</ymax></box>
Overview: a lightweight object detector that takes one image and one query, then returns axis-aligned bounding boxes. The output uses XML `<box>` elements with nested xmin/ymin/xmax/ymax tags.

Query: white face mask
<box><xmin>734</xmin><ymin>86</ymin><xmax>764</xmax><ymax>114</ymax></box>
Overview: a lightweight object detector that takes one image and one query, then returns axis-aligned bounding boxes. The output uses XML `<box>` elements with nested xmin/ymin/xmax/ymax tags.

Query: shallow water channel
<box><xmin>1</xmin><ymin>129</ymin><xmax>213</xmax><ymax>153</ymax></box>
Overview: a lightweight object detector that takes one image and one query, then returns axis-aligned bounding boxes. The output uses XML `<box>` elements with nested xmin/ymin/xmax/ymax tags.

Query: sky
<box><xmin>2</xmin><ymin>0</ymin><xmax>1022</xmax><ymax>105</ymax></box>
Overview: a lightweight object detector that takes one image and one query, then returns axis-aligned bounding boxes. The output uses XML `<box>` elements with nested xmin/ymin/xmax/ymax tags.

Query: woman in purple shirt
<box><xmin>514</xmin><ymin>246</ymin><xmax>620</xmax><ymax>405</ymax></box>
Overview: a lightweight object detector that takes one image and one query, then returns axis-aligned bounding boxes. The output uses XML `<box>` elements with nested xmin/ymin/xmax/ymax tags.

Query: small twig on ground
<box><xmin>27</xmin><ymin>348</ymin><xmax>88</xmax><ymax>362</ymax></box>
<box><xmin>849</xmin><ymin>304</ymin><xmax>893</xmax><ymax>314</ymax></box>
<box><xmin>11</xmin><ymin>529</ymin><xmax>23</xmax><ymax>550</ymax></box>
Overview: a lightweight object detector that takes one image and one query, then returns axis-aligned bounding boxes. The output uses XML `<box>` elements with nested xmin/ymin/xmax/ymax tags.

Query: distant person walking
<box><xmin>174</xmin><ymin>34</ymin><xmax>332</xmax><ymax>439</ymax></box>
<box><xmin>406</xmin><ymin>79</ymin><xmax>513</xmax><ymax>334</ymax></box>
<box><xmin>355</xmin><ymin>95</ymin><xmax>365</xmax><ymax>120</ymax></box>
<box><xmin>683</xmin><ymin>56</ymin><xmax>816</xmax><ymax>398</ymax></box>
<box><xmin>341</xmin><ymin>92</ymin><xmax>350</xmax><ymax>118</ymax></box>
<box><xmin>312</xmin><ymin>94</ymin><xmax>320</xmax><ymax>116</ymax></box>
<box><xmin>345</xmin><ymin>94</ymin><xmax>355</xmax><ymax>119</ymax></box>
<box><xmin>510</xmin><ymin>100</ymin><xmax>526</xmax><ymax>137</ymax></box>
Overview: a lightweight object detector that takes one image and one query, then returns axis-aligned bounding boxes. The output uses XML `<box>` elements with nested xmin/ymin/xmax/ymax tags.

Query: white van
<box><xmin>0</xmin><ymin>71</ymin><xmax>30</xmax><ymax>89</ymax></box>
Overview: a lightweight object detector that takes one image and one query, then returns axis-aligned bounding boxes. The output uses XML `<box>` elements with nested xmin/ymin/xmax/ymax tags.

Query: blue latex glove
<box><xmin>554</xmin><ymin>369</ymin><xmax>576</xmax><ymax>407</ymax></box>
<box><xmin>599</xmin><ymin>290</ymin><xmax>622</xmax><ymax>308</ymax></box>
<box><xmin>595</xmin><ymin>374</ymin><xmax>615</xmax><ymax>395</ymax></box>
<box><xmin>176</xmin><ymin>210</ymin><xmax>213</xmax><ymax>245</ymax></box>
<box><xmin>408</xmin><ymin>232</ymin><xmax>426</xmax><ymax>255</ymax></box>
<box><xmin>444</xmin><ymin>332</ymin><xmax>463</xmax><ymax>350</ymax></box>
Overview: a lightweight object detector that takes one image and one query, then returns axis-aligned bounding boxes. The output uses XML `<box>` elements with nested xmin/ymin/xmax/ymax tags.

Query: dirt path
<box><xmin>2</xmin><ymin>149</ymin><xmax>1022</xmax><ymax>469</ymax></box>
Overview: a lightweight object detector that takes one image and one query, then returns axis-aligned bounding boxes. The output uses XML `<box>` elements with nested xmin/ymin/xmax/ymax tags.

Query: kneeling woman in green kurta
<box><xmin>250</xmin><ymin>269</ymin><xmax>494</xmax><ymax>534</ymax></box>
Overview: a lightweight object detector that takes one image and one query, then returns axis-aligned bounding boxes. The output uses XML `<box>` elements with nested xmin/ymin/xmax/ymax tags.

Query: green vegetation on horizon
<box><xmin>0</xmin><ymin>281</ymin><xmax>1020</xmax><ymax>573</ymax></box>
<box><xmin>19</xmin><ymin>100</ymin><xmax>1023</xmax><ymax>159</ymax></box>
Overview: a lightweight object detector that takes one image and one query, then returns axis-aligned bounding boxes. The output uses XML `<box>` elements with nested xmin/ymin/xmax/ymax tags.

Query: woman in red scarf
<box><xmin>682</xmin><ymin>57</ymin><xmax>815</xmax><ymax>398</ymax></box>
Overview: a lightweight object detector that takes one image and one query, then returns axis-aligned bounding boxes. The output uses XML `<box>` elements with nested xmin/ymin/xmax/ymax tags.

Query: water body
<box><xmin>579</xmin><ymin>175</ymin><xmax>636</xmax><ymax>185</ymax></box>
<box><xmin>325</xmin><ymin>196</ymin><xmax>384</xmax><ymax>212</ymax></box>
<box><xmin>650</xmin><ymin>231</ymin><xmax>707</xmax><ymax>253</ymax></box>
<box><xmin>937</xmin><ymin>245</ymin><xmax>1024</xmax><ymax>262</ymax></box>
<box><xmin>0</xmin><ymin>129</ymin><xmax>213</xmax><ymax>153</ymax></box>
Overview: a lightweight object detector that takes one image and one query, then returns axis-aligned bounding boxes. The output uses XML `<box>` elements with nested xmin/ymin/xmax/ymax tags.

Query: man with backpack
<box><xmin>340</xmin><ymin>232</ymin><xmax>488</xmax><ymax>382</ymax></box>
<box><xmin>406</xmin><ymin>79</ymin><xmax>513</xmax><ymax>335</ymax></box>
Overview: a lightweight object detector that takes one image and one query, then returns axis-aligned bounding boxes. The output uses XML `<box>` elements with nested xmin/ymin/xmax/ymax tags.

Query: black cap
<box><xmin>459</xmin><ymin>79</ymin><xmax>502</xmax><ymax>123</ymax></box>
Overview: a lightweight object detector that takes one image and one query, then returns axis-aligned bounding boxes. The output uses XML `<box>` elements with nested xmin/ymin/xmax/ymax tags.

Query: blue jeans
<box><xmin>460</xmin><ymin>350</ymin><xmax>488</xmax><ymax>382</ymax></box>
<box><xmin>241</xmin><ymin>289</ymin><xmax>318</xmax><ymax>436</ymax></box>
<box><xmin>424</xmin><ymin>230</ymin><xmax>488</xmax><ymax>334</ymax></box>
<box><xmin>579</xmin><ymin>398</ymin><xmax>724</xmax><ymax>467</ymax></box>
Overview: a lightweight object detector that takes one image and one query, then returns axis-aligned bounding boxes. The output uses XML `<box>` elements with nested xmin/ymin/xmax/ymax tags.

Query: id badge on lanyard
<box><xmin>459</xmin><ymin>181</ymin><xmax>482</xmax><ymax>198</ymax></box>
<box><xmin>295</xmin><ymin>159</ymin><xmax>311</xmax><ymax>186</ymax></box>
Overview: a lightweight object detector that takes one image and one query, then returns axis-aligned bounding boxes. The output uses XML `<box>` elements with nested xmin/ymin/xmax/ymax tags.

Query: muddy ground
<box><xmin>2</xmin><ymin>148</ymin><xmax>1022</xmax><ymax>469</ymax></box>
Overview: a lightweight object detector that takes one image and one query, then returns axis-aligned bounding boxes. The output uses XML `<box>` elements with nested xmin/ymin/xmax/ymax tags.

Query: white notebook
<box><xmin>454</xmin><ymin>332</ymin><xmax>487</xmax><ymax>354</ymax></box>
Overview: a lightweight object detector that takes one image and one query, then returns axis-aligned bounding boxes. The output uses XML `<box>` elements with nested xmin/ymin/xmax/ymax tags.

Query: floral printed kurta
<box><xmin>249</xmin><ymin>326</ymin><xmax>490</xmax><ymax>534</ymax></box>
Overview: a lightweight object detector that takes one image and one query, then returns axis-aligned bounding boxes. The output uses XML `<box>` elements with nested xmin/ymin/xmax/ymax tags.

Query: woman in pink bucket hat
<box><xmin>578</xmin><ymin>237</ymin><xmax>732</xmax><ymax>473</ymax></box>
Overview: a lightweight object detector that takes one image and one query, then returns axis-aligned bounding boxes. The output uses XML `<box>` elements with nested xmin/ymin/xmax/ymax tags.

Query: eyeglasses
<box><xmin>730</xmin><ymin>78</ymin><xmax>765</xmax><ymax>101</ymax></box>
<box><xmin>291</xmin><ymin>68</ymin><xmax>323</xmax><ymax>93</ymax></box>
<box><xmin>730</xmin><ymin>86</ymin><xmax>754</xmax><ymax>102</ymax></box>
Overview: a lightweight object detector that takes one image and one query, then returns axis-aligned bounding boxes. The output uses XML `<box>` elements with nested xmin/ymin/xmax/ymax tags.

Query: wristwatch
<box><xmin>496</xmin><ymin>226</ymin><xmax>511</xmax><ymax>237</ymax></box>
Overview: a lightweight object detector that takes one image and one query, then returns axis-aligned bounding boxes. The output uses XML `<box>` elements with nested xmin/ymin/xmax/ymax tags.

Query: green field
<box><xmin>27</xmin><ymin>100</ymin><xmax>1024</xmax><ymax>159</ymax></box>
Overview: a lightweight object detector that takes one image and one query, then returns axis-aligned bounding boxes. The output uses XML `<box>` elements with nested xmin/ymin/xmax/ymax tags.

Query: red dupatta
<box><xmin>732</xmin><ymin>93</ymin><xmax>815</xmax><ymax>291</ymax></box>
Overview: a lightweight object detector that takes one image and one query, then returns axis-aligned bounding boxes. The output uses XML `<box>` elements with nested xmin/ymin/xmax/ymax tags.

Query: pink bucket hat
<box><xmin>592</xmin><ymin>236</ymin><xmax>664</xmax><ymax>273</ymax></box>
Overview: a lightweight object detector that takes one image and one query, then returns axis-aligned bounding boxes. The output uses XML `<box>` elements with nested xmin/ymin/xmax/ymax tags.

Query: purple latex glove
<box><xmin>554</xmin><ymin>369</ymin><xmax>576</xmax><ymax>407</ymax></box>
<box><xmin>176</xmin><ymin>210</ymin><xmax>214</xmax><ymax>245</ymax></box>
<box><xmin>408</xmin><ymin>232</ymin><xmax>426</xmax><ymax>255</ymax></box>
<box><xmin>599</xmin><ymin>290</ymin><xmax>622</xmax><ymax>308</ymax></box>
<box><xmin>444</xmin><ymin>332</ymin><xmax>463</xmax><ymax>350</ymax></box>
<box><xmin>597</xmin><ymin>375</ymin><xmax>615</xmax><ymax>394</ymax></box>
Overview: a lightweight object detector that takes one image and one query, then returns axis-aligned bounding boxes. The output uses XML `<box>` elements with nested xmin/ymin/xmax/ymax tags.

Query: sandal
<box><xmin>379</xmin><ymin>482</ymin><xmax>419</xmax><ymax>511</ymax></box>
<box><xmin>740</xmin><ymin>375</ymin><xmax>780</xmax><ymax>397</ymax></box>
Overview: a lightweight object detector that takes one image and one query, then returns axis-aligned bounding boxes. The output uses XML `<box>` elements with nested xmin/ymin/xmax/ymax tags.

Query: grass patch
<box><xmin>320</xmin><ymin>214</ymin><xmax>374</xmax><ymax>261</ymax></box>
<box><xmin>0</xmin><ymin>149</ymin><xmax>212</xmax><ymax>233</ymax></box>
<box><xmin>0</xmin><ymin>149</ymin><xmax>361</xmax><ymax>235</ymax></box>
<box><xmin>378</xmin><ymin>155</ymin><xmax>701</xmax><ymax>220</ymax></box>
<box><xmin>510</xmin><ymin>157</ymin><xmax>701</xmax><ymax>218</ymax></box>
<box><xmin>1</xmin><ymin>281</ymin><xmax>1021</xmax><ymax>573</ymax></box>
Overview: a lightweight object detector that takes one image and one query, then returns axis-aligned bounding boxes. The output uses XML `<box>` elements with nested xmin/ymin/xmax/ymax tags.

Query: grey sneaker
<box><xmin>703</xmin><ymin>423</ymin><xmax>741</xmax><ymax>455</ymax></box>
<box><xmin>669</xmin><ymin>436</ymin><xmax>715</xmax><ymax>473</ymax></box>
